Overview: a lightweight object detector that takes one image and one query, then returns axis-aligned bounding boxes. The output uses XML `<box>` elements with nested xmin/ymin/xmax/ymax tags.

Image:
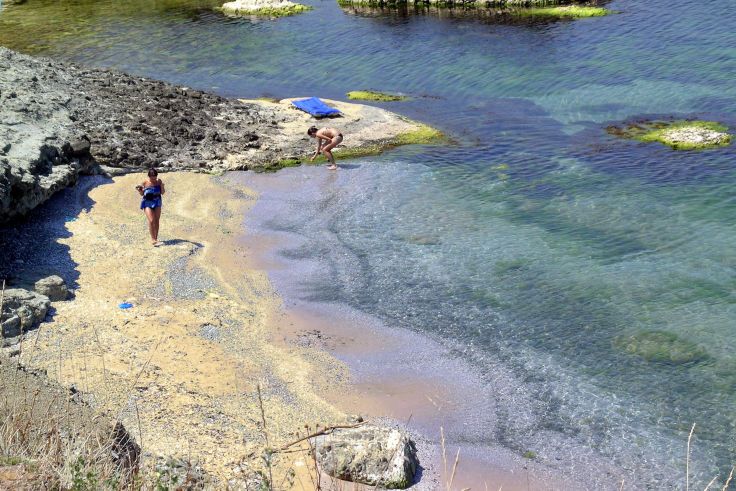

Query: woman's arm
<box><xmin>137</xmin><ymin>182</ymin><xmax>145</xmax><ymax>196</ymax></box>
<box><xmin>159</xmin><ymin>180</ymin><xmax>165</xmax><ymax>195</ymax></box>
<box><xmin>310</xmin><ymin>139</ymin><xmax>323</xmax><ymax>161</ymax></box>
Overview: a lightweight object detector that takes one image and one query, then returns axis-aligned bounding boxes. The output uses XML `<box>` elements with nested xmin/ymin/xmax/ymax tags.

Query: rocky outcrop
<box><xmin>607</xmin><ymin>119</ymin><xmax>732</xmax><ymax>150</ymax></box>
<box><xmin>220</xmin><ymin>0</ymin><xmax>312</xmax><ymax>17</ymax></box>
<box><xmin>0</xmin><ymin>47</ymin><xmax>438</xmax><ymax>223</ymax></box>
<box><xmin>34</xmin><ymin>275</ymin><xmax>69</xmax><ymax>301</ymax></box>
<box><xmin>315</xmin><ymin>425</ymin><xmax>418</xmax><ymax>489</ymax></box>
<box><xmin>1</xmin><ymin>288</ymin><xmax>50</xmax><ymax>343</ymax></box>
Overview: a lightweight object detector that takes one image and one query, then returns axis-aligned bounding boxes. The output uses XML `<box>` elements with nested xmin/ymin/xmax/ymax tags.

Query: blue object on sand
<box><xmin>118</xmin><ymin>302</ymin><xmax>134</xmax><ymax>309</ymax></box>
<box><xmin>291</xmin><ymin>97</ymin><xmax>341</xmax><ymax>118</ymax></box>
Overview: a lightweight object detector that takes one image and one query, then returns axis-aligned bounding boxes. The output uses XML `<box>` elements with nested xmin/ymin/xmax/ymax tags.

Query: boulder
<box><xmin>315</xmin><ymin>425</ymin><xmax>418</xmax><ymax>489</ymax></box>
<box><xmin>34</xmin><ymin>275</ymin><xmax>69</xmax><ymax>301</ymax></box>
<box><xmin>1</xmin><ymin>288</ymin><xmax>50</xmax><ymax>339</ymax></box>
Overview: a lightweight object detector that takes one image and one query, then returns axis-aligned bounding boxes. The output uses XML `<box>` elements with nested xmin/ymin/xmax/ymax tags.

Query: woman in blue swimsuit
<box><xmin>136</xmin><ymin>168</ymin><xmax>165</xmax><ymax>246</ymax></box>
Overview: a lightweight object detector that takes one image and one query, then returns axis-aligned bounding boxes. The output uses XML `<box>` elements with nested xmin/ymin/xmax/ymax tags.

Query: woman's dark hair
<box><xmin>147</xmin><ymin>168</ymin><xmax>158</xmax><ymax>177</ymax></box>
<box><xmin>307</xmin><ymin>126</ymin><xmax>318</xmax><ymax>136</ymax></box>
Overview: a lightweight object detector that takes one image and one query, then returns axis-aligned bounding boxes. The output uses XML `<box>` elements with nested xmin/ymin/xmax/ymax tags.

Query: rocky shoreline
<box><xmin>0</xmin><ymin>46</ymin><xmax>438</xmax><ymax>224</ymax></box>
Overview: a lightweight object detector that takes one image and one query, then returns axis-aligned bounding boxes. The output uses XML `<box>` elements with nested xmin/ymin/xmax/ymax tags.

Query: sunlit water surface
<box><xmin>2</xmin><ymin>0</ymin><xmax>735</xmax><ymax>486</ymax></box>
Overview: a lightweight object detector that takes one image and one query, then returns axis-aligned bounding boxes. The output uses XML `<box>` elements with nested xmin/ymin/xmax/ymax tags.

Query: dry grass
<box><xmin>0</xmin><ymin>356</ymin><xmax>137</xmax><ymax>489</ymax></box>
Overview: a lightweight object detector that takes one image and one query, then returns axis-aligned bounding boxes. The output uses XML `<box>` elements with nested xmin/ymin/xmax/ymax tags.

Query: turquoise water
<box><xmin>2</xmin><ymin>0</ymin><xmax>735</xmax><ymax>486</ymax></box>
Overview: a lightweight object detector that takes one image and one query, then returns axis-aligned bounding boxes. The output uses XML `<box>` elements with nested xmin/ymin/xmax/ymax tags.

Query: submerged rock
<box><xmin>315</xmin><ymin>424</ymin><xmax>418</xmax><ymax>489</ymax></box>
<box><xmin>613</xmin><ymin>330</ymin><xmax>709</xmax><ymax>365</ymax></box>
<box><xmin>34</xmin><ymin>275</ymin><xmax>69</xmax><ymax>301</ymax></box>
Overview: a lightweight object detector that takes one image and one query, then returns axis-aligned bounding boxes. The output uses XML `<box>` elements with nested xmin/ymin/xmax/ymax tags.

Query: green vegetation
<box><xmin>347</xmin><ymin>90</ymin><xmax>409</xmax><ymax>102</ymax></box>
<box><xmin>523</xmin><ymin>450</ymin><xmax>537</xmax><ymax>459</ymax></box>
<box><xmin>516</xmin><ymin>5</ymin><xmax>610</xmax><ymax>18</ymax></box>
<box><xmin>607</xmin><ymin>120</ymin><xmax>731</xmax><ymax>150</ymax></box>
<box><xmin>613</xmin><ymin>330</ymin><xmax>710</xmax><ymax>365</ymax></box>
<box><xmin>219</xmin><ymin>2</ymin><xmax>312</xmax><ymax>17</ymax></box>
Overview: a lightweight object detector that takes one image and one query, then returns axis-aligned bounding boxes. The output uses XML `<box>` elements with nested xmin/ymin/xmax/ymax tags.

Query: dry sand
<box><xmin>16</xmin><ymin>172</ymin><xmax>349</xmax><ymax>485</ymax></box>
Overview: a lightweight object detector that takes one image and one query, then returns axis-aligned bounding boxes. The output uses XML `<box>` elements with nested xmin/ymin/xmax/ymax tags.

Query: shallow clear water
<box><xmin>2</xmin><ymin>0</ymin><xmax>735</xmax><ymax>486</ymax></box>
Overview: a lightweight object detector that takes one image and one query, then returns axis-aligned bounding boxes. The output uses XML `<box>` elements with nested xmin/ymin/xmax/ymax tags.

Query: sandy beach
<box><xmin>11</xmin><ymin>172</ymin><xmax>354</xmax><ymax>486</ymax></box>
<box><xmin>5</xmin><ymin>169</ymin><xmax>591</xmax><ymax>489</ymax></box>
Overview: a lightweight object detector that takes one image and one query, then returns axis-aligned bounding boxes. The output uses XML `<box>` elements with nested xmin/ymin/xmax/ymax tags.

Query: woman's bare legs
<box><xmin>144</xmin><ymin>207</ymin><xmax>157</xmax><ymax>245</ymax></box>
<box><xmin>152</xmin><ymin>206</ymin><xmax>162</xmax><ymax>244</ymax></box>
<box><xmin>321</xmin><ymin>139</ymin><xmax>340</xmax><ymax>170</ymax></box>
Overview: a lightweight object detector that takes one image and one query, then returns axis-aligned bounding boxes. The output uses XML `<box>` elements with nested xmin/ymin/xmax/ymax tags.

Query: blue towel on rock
<box><xmin>292</xmin><ymin>97</ymin><xmax>341</xmax><ymax>118</ymax></box>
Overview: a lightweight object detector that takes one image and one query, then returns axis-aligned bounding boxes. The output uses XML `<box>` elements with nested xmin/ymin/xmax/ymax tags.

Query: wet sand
<box><xmin>230</xmin><ymin>168</ymin><xmax>618</xmax><ymax>490</ymax></box>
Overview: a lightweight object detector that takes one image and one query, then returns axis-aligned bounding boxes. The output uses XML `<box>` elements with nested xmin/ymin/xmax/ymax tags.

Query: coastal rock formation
<box><xmin>315</xmin><ymin>425</ymin><xmax>418</xmax><ymax>489</ymax></box>
<box><xmin>34</xmin><ymin>275</ymin><xmax>69</xmax><ymax>301</ymax></box>
<box><xmin>607</xmin><ymin>120</ymin><xmax>732</xmax><ymax>150</ymax></box>
<box><xmin>0</xmin><ymin>47</ymin><xmax>437</xmax><ymax>223</ymax></box>
<box><xmin>0</xmin><ymin>288</ymin><xmax>50</xmax><ymax>342</ymax></box>
<box><xmin>220</xmin><ymin>0</ymin><xmax>311</xmax><ymax>17</ymax></box>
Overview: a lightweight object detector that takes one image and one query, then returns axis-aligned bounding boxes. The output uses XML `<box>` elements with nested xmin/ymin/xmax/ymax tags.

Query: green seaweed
<box><xmin>607</xmin><ymin>120</ymin><xmax>731</xmax><ymax>150</ymax></box>
<box><xmin>516</xmin><ymin>6</ymin><xmax>610</xmax><ymax>18</ymax></box>
<box><xmin>613</xmin><ymin>330</ymin><xmax>710</xmax><ymax>365</ymax></box>
<box><xmin>523</xmin><ymin>450</ymin><xmax>537</xmax><ymax>459</ymax></box>
<box><xmin>347</xmin><ymin>90</ymin><xmax>409</xmax><ymax>102</ymax></box>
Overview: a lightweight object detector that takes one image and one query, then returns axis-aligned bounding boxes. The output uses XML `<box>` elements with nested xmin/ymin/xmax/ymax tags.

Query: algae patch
<box><xmin>393</xmin><ymin>123</ymin><xmax>444</xmax><ymax>145</ymax></box>
<box><xmin>613</xmin><ymin>330</ymin><xmax>709</xmax><ymax>365</ymax></box>
<box><xmin>607</xmin><ymin>120</ymin><xmax>731</xmax><ymax>150</ymax></box>
<box><xmin>347</xmin><ymin>90</ymin><xmax>409</xmax><ymax>102</ymax></box>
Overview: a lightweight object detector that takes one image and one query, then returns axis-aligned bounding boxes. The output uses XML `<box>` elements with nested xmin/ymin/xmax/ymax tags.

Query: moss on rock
<box><xmin>392</xmin><ymin>123</ymin><xmax>444</xmax><ymax>145</ymax></box>
<box><xmin>347</xmin><ymin>90</ymin><xmax>409</xmax><ymax>102</ymax></box>
<box><xmin>607</xmin><ymin>120</ymin><xmax>732</xmax><ymax>150</ymax></box>
<box><xmin>613</xmin><ymin>330</ymin><xmax>709</xmax><ymax>365</ymax></box>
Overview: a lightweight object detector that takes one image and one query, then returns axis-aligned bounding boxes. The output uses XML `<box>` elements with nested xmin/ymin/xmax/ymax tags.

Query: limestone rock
<box><xmin>221</xmin><ymin>0</ymin><xmax>310</xmax><ymax>16</ymax></box>
<box><xmin>660</xmin><ymin>127</ymin><xmax>730</xmax><ymax>148</ymax></box>
<box><xmin>34</xmin><ymin>275</ymin><xmax>69</xmax><ymax>301</ymax></box>
<box><xmin>0</xmin><ymin>288</ymin><xmax>50</xmax><ymax>339</ymax></box>
<box><xmin>315</xmin><ymin>425</ymin><xmax>418</xmax><ymax>489</ymax></box>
